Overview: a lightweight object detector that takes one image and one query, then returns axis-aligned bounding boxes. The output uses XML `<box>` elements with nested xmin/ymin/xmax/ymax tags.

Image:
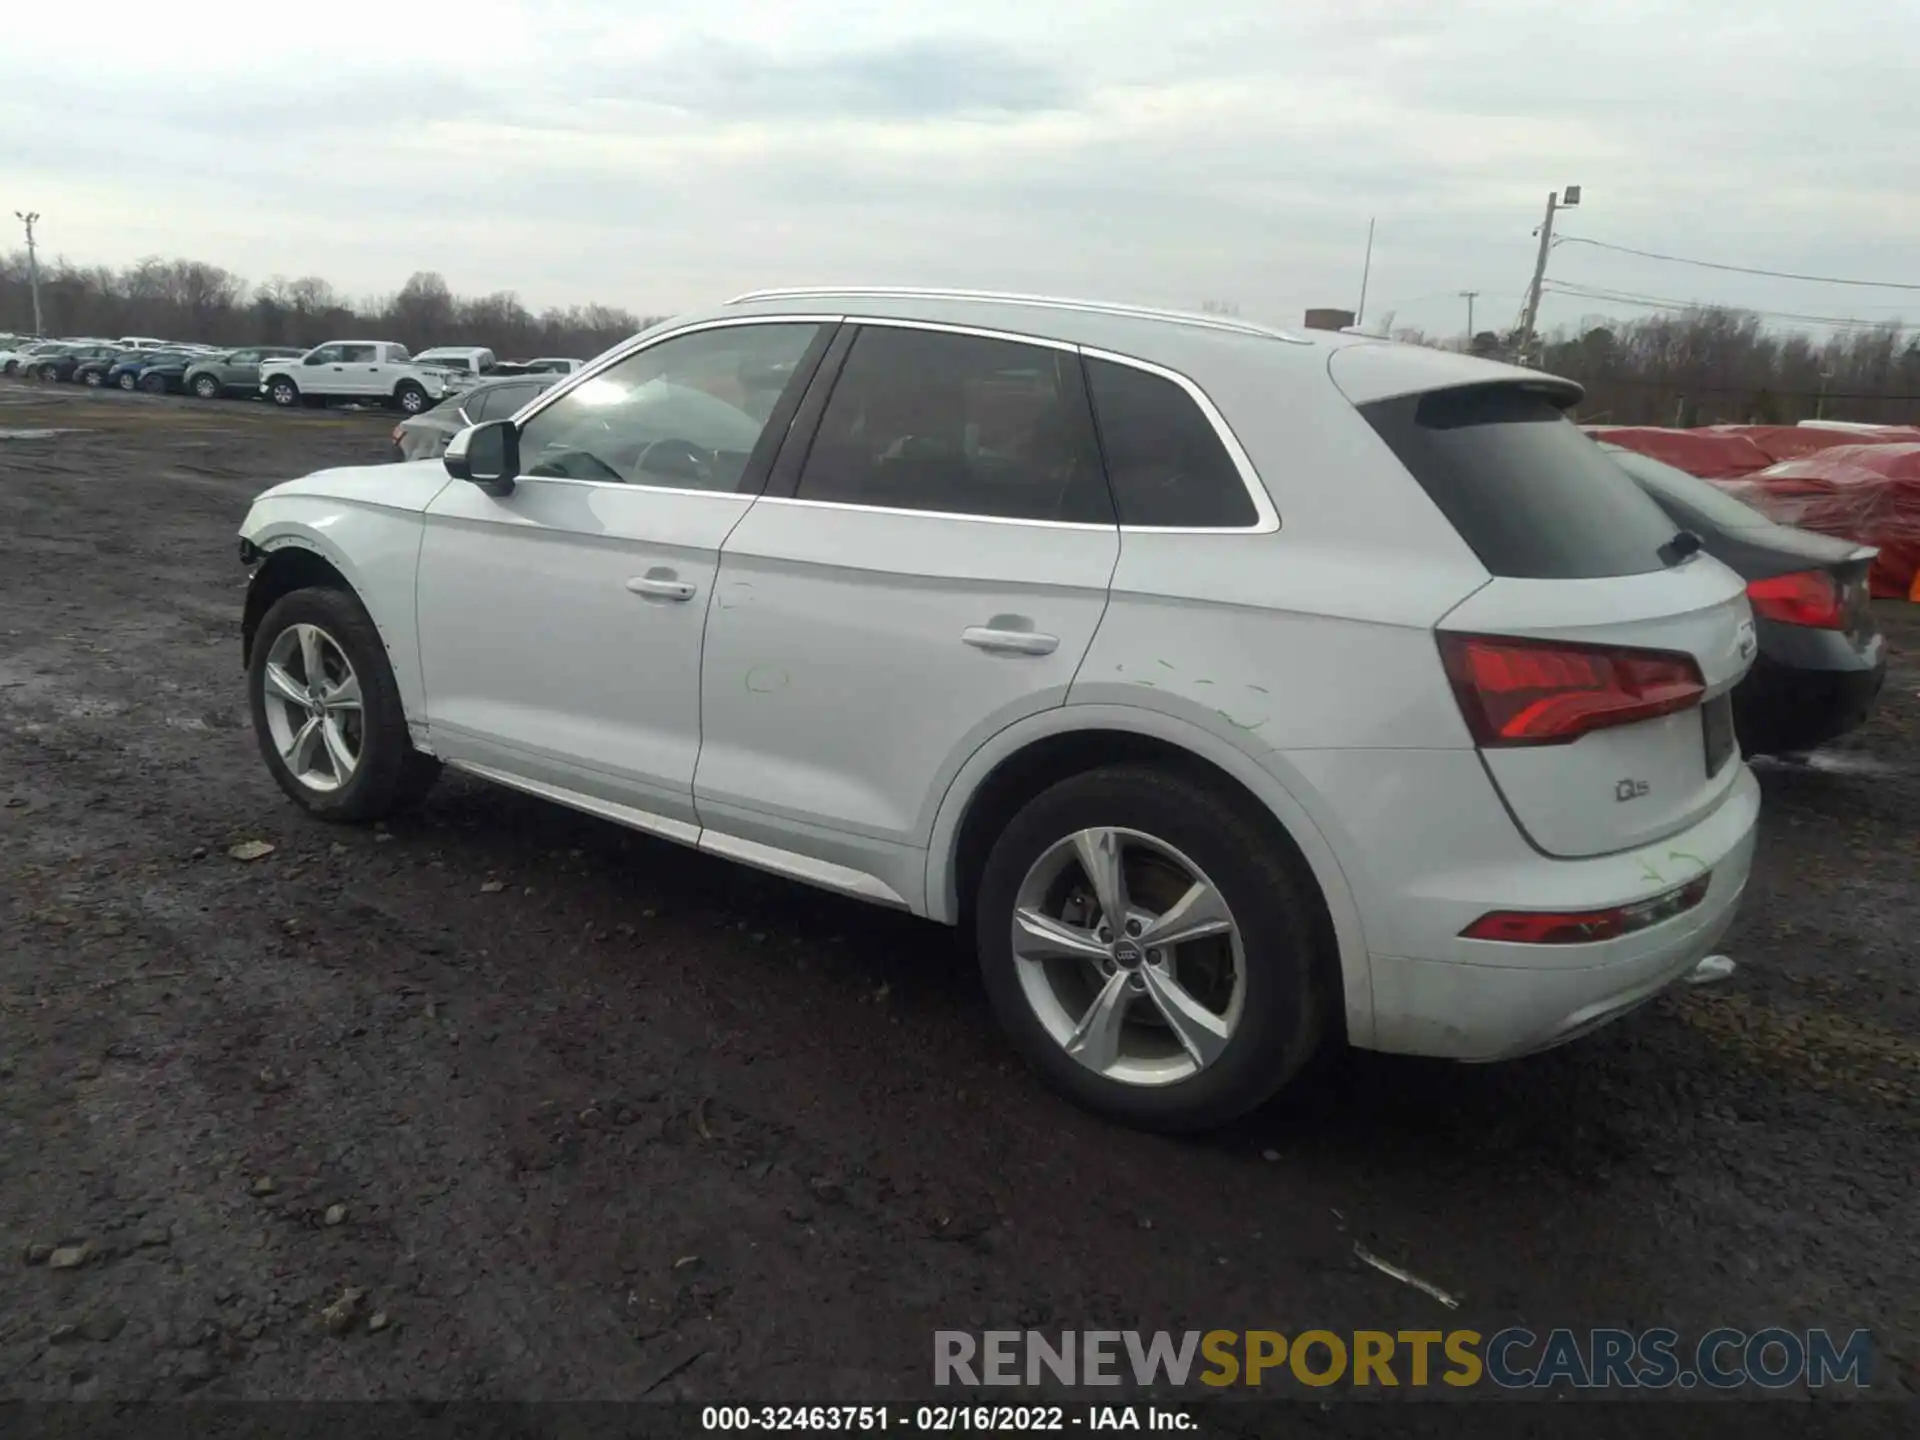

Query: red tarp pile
<box><xmin>1591</xmin><ymin>424</ymin><xmax>1920</xmax><ymax>599</ymax></box>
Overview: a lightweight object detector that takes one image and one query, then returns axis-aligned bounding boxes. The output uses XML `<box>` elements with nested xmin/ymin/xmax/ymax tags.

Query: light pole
<box><xmin>14</xmin><ymin>210</ymin><xmax>44</xmax><ymax>337</ymax></box>
<box><xmin>1459</xmin><ymin>290</ymin><xmax>1478</xmax><ymax>347</ymax></box>
<box><xmin>1517</xmin><ymin>185</ymin><xmax>1580</xmax><ymax>362</ymax></box>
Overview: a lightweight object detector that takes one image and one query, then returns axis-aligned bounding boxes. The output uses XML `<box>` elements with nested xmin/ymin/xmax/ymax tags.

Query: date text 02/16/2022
<box><xmin>700</xmin><ymin>1405</ymin><xmax>1196</xmax><ymax>1431</ymax></box>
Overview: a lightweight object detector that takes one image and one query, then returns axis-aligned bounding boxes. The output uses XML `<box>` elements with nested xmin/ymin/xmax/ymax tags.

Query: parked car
<box><xmin>259</xmin><ymin>342</ymin><xmax>463</xmax><ymax>414</ymax></box>
<box><xmin>183</xmin><ymin>346</ymin><xmax>306</xmax><ymax>400</ymax></box>
<box><xmin>105</xmin><ymin>349</ymin><xmax>195</xmax><ymax>391</ymax></box>
<box><xmin>72</xmin><ymin>350</ymin><xmax>142</xmax><ymax>388</ymax></box>
<box><xmin>1601</xmin><ymin>443</ymin><xmax>1885</xmax><ymax>755</ymax></box>
<box><xmin>138</xmin><ymin>353</ymin><xmax>202</xmax><ymax>394</ymax></box>
<box><xmin>29</xmin><ymin>343</ymin><xmax>122</xmax><ymax>383</ymax></box>
<box><xmin>390</xmin><ymin>374</ymin><xmax>561</xmax><ymax>460</ymax></box>
<box><xmin>491</xmin><ymin>356</ymin><xmax>585</xmax><ymax>376</ymax></box>
<box><xmin>2</xmin><ymin>340</ymin><xmax>70</xmax><ymax>376</ymax></box>
<box><xmin>411</xmin><ymin>346</ymin><xmax>496</xmax><ymax>384</ymax></box>
<box><xmin>236</xmin><ymin>289</ymin><xmax>1762</xmax><ymax>1131</ymax></box>
<box><xmin>114</xmin><ymin>336</ymin><xmax>171</xmax><ymax>351</ymax></box>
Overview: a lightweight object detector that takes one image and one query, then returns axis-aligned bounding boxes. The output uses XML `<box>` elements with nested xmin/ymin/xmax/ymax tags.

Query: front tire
<box><xmin>83</xmin><ymin>369</ymin><xmax>104</xmax><ymax>387</ymax></box>
<box><xmin>248</xmin><ymin>586</ymin><xmax>441</xmax><ymax>822</ymax></box>
<box><xmin>974</xmin><ymin>765</ymin><xmax>1331</xmax><ymax>1132</ymax></box>
<box><xmin>394</xmin><ymin>381</ymin><xmax>428</xmax><ymax>415</ymax></box>
<box><xmin>118</xmin><ymin>372</ymin><xmax>138</xmax><ymax>391</ymax></box>
<box><xmin>140</xmin><ymin>373</ymin><xmax>167</xmax><ymax>394</ymax></box>
<box><xmin>192</xmin><ymin>375</ymin><xmax>222</xmax><ymax>400</ymax></box>
<box><xmin>267</xmin><ymin>376</ymin><xmax>300</xmax><ymax>407</ymax></box>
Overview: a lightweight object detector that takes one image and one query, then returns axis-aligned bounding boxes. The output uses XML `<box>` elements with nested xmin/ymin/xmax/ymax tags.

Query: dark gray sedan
<box><xmin>390</xmin><ymin>374</ymin><xmax>560</xmax><ymax>461</ymax></box>
<box><xmin>1602</xmin><ymin>443</ymin><xmax>1885</xmax><ymax>755</ymax></box>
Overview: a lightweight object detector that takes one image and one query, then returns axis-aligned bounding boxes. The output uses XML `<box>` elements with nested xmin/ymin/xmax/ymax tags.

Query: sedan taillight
<box><xmin>1745</xmin><ymin>570</ymin><xmax>1845</xmax><ymax>629</ymax></box>
<box><xmin>1437</xmin><ymin>633</ymin><xmax>1706</xmax><ymax>747</ymax></box>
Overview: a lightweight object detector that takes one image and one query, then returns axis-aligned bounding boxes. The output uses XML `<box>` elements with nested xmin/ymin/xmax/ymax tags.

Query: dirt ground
<box><xmin>2</xmin><ymin>379</ymin><xmax>1918</xmax><ymax>1409</ymax></box>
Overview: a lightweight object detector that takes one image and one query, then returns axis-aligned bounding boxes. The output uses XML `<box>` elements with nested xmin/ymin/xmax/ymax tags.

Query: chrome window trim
<box><xmin>844</xmin><ymin>313</ymin><xmax>1080</xmax><ymax>353</ymax></box>
<box><xmin>1077</xmin><ymin>345</ymin><xmax>1279</xmax><ymax>535</ymax></box>
<box><xmin>751</xmin><ymin>495</ymin><xmax>1114</xmax><ymax>533</ymax></box>
<box><xmin>773</xmin><ymin>318</ymin><xmax>1278</xmax><ymax>534</ymax></box>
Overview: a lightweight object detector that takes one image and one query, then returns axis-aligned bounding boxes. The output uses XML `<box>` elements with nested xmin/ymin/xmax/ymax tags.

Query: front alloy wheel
<box><xmin>259</xmin><ymin>623</ymin><xmax>363</xmax><ymax>793</ymax></box>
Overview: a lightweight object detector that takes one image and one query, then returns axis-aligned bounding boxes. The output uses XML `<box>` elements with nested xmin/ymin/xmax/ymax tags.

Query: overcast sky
<box><xmin>4</xmin><ymin>0</ymin><xmax>1916</xmax><ymax>338</ymax></box>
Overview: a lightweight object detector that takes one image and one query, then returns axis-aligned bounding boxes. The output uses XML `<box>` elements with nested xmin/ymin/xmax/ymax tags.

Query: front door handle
<box><xmin>963</xmin><ymin>626</ymin><xmax>1059</xmax><ymax>656</ymax></box>
<box><xmin>627</xmin><ymin>575</ymin><xmax>697</xmax><ymax>602</ymax></box>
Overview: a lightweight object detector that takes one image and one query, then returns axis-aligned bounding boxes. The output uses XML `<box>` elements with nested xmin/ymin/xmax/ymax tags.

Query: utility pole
<box><xmin>14</xmin><ymin>210</ymin><xmax>44</xmax><ymax>336</ymax></box>
<box><xmin>1459</xmin><ymin>290</ymin><xmax>1478</xmax><ymax>346</ymax></box>
<box><xmin>1355</xmin><ymin>218</ymin><xmax>1375</xmax><ymax>328</ymax></box>
<box><xmin>1517</xmin><ymin>185</ymin><xmax>1579</xmax><ymax>363</ymax></box>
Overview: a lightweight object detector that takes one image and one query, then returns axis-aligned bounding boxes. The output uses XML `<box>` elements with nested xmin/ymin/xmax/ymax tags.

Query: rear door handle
<box><xmin>627</xmin><ymin>575</ymin><xmax>697</xmax><ymax>602</ymax></box>
<box><xmin>963</xmin><ymin>626</ymin><xmax>1059</xmax><ymax>656</ymax></box>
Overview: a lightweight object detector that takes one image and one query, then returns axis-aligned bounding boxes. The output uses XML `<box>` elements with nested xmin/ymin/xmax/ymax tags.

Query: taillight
<box><xmin>1462</xmin><ymin>873</ymin><xmax>1712</xmax><ymax>944</ymax></box>
<box><xmin>1438</xmin><ymin>633</ymin><xmax>1705</xmax><ymax>747</ymax></box>
<box><xmin>1745</xmin><ymin>569</ymin><xmax>1844</xmax><ymax>629</ymax></box>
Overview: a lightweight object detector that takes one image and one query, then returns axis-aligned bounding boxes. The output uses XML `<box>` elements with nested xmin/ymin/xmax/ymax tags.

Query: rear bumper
<box><xmin>1734</xmin><ymin>647</ymin><xmax>1885</xmax><ymax>754</ymax></box>
<box><xmin>1362</xmin><ymin>765</ymin><xmax>1760</xmax><ymax>1061</ymax></box>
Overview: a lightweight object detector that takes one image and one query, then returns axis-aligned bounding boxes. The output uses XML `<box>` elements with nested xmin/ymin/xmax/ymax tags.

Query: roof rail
<box><xmin>724</xmin><ymin>286</ymin><xmax>1315</xmax><ymax>345</ymax></box>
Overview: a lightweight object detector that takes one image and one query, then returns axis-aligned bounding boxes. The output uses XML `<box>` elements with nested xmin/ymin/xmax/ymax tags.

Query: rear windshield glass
<box><xmin>1360</xmin><ymin>385</ymin><xmax>1679</xmax><ymax>579</ymax></box>
<box><xmin>1602</xmin><ymin>446</ymin><xmax>1772</xmax><ymax>531</ymax></box>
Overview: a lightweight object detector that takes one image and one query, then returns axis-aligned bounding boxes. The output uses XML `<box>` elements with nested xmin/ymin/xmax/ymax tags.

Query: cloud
<box><xmin>1</xmin><ymin>0</ymin><xmax>1917</xmax><ymax>338</ymax></box>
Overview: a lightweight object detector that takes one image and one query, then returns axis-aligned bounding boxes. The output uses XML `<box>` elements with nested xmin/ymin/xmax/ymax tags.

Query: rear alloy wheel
<box><xmin>395</xmin><ymin>382</ymin><xmax>428</xmax><ymax>415</ymax></box>
<box><xmin>976</xmin><ymin>765</ymin><xmax>1331</xmax><ymax>1131</ymax></box>
<box><xmin>268</xmin><ymin>377</ymin><xmax>299</xmax><ymax>408</ymax></box>
<box><xmin>249</xmin><ymin>586</ymin><xmax>440</xmax><ymax>822</ymax></box>
<box><xmin>192</xmin><ymin>374</ymin><xmax>221</xmax><ymax>400</ymax></box>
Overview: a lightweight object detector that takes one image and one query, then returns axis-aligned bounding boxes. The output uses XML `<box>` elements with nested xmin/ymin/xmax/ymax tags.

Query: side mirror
<box><xmin>444</xmin><ymin>419</ymin><xmax>519</xmax><ymax>496</ymax></box>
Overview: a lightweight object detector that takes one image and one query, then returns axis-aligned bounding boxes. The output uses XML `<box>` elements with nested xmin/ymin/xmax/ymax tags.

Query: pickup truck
<box><xmin>258</xmin><ymin>341</ymin><xmax>468</xmax><ymax>414</ymax></box>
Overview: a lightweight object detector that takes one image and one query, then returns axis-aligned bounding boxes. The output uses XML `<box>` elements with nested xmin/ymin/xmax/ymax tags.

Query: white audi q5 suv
<box><xmin>237</xmin><ymin>287</ymin><xmax>1760</xmax><ymax>1130</ymax></box>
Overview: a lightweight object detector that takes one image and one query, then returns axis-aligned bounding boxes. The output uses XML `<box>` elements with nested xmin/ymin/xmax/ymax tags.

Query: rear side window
<box><xmin>796</xmin><ymin>327</ymin><xmax>1111</xmax><ymax>523</ymax></box>
<box><xmin>1361</xmin><ymin>385</ymin><xmax>1679</xmax><ymax>579</ymax></box>
<box><xmin>1604</xmin><ymin>447</ymin><xmax>1772</xmax><ymax>531</ymax></box>
<box><xmin>1085</xmin><ymin>358</ymin><xmax>1256</xmax><ymax>528</ymax></box>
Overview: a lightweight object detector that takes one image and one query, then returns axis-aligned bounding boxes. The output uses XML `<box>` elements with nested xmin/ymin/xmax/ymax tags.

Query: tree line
<box><xmin>0</xmin><ymin>253</ymin><xmax>664</xmax><ymax>362</ymax></box>
<box><xmin>1391</xmin><ymin>308</ymin><xmax>1920</xmax><ymax>427</ymax></box>
<box><xmin>7</xmin><ymin>250</ymin><xmax>1915</xmax><ymax>427</ymax></box>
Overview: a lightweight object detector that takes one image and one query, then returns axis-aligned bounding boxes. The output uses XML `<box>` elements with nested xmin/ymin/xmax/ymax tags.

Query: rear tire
<box><xmin>974</xmin><ymin>765</ymin><xmax>1332</xmax><ymax>1132</ymax></box>
<box><xmin>248</xmin><ymin>586</ymin><xmax>441</xmax><ymax>823</ymax></box>
<box><xmin>268</xmin><ymin>376</ymin><xmax>300</xmax><ymax>408</ymax></box>
<box><xmin>394</xmin><ymin>381</ymin><xmax>428</xmax><ymax>415</ymax></box>
<box><xmin>192</xmin><ymin>375</ymin><xmax>222</xmax><ymax>400</ymax></box>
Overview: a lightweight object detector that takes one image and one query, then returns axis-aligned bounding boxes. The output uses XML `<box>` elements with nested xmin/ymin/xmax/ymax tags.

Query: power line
<box><xmin>1543</xmin><ymin>280</ymin><xmax>1914</xmax><ymax>331</ymax></box>
<box><xmin>1554</xmin><ymin>235</ymin><xmax>1920</xmax><ymax>292</ymax></box>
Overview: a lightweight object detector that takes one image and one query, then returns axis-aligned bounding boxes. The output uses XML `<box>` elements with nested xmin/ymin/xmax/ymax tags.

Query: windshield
<box><xmin>1601</xmin><ymin>445</ymin><xmax>1773</xmax><ymax>531</ymax></box>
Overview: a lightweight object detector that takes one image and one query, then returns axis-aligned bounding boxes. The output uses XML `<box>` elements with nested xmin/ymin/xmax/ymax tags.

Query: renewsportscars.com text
<box><xmin>934</xmin><ymin>1327</ymin><xmax>1873</xmax><ymax>1391</ymax></box>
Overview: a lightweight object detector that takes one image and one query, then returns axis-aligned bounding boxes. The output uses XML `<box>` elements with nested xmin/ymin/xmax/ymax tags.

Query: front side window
<box><xmin>1085</xmin><ymin>357</ymin><xmax>1257</xmax><ymax>528</ymax></box>
<box><xmin>794</xmin><ymin>326</ymin><xmax>1109</xmax><ymax>523</ymax></box>
<box><xmin>518</xmin><ymin>322</ymin><xmax>820</xmax><ymax>489</ymax></box>
<box><xmin>304</xmin><ymin>345</ymin><xmax>342</xmax><ymax>365</ymax></box>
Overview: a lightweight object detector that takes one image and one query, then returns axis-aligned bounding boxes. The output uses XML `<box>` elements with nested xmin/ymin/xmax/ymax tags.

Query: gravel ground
<box><xmin>2</xmin><ymin>380</ymin><xmax>1917</xmax><ymax>1409</ymax></box>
